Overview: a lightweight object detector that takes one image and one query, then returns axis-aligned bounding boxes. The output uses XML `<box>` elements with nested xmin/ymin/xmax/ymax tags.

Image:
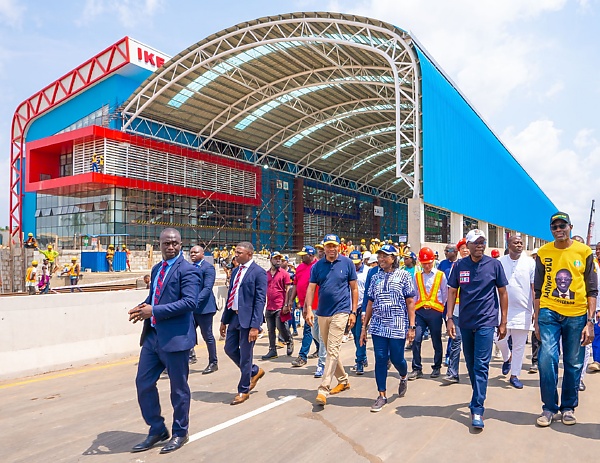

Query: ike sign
<box><xmin>128</xmin><ymin>37</ymin><xmax>171</xmax><ymax>71</ymax></box>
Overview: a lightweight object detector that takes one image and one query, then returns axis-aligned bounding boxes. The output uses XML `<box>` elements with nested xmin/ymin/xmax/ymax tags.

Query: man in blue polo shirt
<box><xmin>447</xmin><ymin>229</ymin><xmax>508</xmax><ymax>430</ymax></box>
<box><xmin>305</xmin><ymin>234</ymin><xmax>358</xmax><ymax>406</ymax></box>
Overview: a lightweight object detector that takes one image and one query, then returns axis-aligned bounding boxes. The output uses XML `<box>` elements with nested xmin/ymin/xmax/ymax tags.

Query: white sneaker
<box><xmin>588</xmin><ymin>361</ymin><xmax>600</xmax><ymax>372</ymax></box>
<box><xmin>342</xmin><ymin>335</ymin><xmax>349</xmax><ymax>343</ymax></box>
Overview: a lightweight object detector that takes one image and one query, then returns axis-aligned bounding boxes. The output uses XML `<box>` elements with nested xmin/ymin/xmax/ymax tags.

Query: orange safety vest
<box><xmin>415</xmin><ymin>271</ymin><xmax>445</xmax><ymax>312</ymax></box>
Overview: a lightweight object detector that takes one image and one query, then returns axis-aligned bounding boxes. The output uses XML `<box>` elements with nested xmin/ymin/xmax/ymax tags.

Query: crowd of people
<box><xmin>125</xmin><ymin>211</ymin><xmax>599</xmax><ymax>454</ymax></box>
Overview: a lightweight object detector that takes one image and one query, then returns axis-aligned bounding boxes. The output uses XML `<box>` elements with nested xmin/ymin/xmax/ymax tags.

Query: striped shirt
<box><xmin>367</xmin><ymin>268</ymin><xmax>415</xmax><ymax>339</ymax></box>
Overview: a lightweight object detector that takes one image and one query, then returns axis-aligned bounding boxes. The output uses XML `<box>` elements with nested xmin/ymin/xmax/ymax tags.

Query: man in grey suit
<box><xmin>189</xmin><ymin>245</ymin><xmax>218</xmax><ymax>374</ymax></box>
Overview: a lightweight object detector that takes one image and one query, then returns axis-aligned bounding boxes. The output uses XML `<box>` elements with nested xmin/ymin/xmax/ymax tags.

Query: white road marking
<box><xmin>189</xmin><ymin>395</ymin><xmax>297</xmax><ymax>443</ymax></box>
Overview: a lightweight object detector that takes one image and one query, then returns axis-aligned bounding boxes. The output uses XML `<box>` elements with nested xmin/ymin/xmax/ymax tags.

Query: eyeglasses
<box><xmin>551</xmin><ymin>223</ymin><xmax>568</xmax><ymax>231</ymax></box>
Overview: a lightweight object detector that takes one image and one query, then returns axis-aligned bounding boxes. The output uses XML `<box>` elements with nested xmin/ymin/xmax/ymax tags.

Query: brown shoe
<box><xmin>249</xmin><ymin>368</ymin><xmax>265</xmax><ymax>391</ymax></box>
<box><xmin>330</xmin><ymin>382</ymin><xmax>350</xmax><ymax>395</ymax></box>
<box><xmin>315</xmin><ymin>393</ymin><xmax>327</xmax><ymax>405</ymax></box>
<box><xmin>231</xmin><ymin>393</ymin><xmax>250</xmax><ymax>405</ymax></box>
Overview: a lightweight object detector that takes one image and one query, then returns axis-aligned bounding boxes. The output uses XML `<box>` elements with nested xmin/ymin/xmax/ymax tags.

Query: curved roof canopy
<box><xmin>122</xmin><ymin>12</ymin><xmax>420</xmax><ymax>200</ymax></box>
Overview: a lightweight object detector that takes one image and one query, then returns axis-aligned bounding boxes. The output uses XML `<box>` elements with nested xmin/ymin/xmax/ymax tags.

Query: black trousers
<box><xmin>265</xmin><ymin>309</ymin><xmax>291</xmax><ymax>349</ymax></box>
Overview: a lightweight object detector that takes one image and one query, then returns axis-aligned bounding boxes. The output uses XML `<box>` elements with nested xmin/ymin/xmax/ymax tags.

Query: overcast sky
<box><xmin>0</xmin><ymin>0</ymin><xmax>598</xmax><ymax>241</ymax></box>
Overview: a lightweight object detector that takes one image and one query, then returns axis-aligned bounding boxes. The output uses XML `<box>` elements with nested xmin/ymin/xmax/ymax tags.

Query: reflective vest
<box><xmin>415</xmin><ymin>271</ymin><xmax>445</xmax><ymax>312</ymax></box>
<box><xmin>69</xmin><ymin>263</ymin><xmax>80</xmax><ymax>276</ymax></box>
<box><xmin>26</xmin><ymin>267</ymin><xmax>37</xmax><ymax>283</ymax></box>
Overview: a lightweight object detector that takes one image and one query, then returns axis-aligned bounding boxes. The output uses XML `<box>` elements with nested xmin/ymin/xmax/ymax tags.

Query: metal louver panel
<box><xmin>72</xmin><ymin>138</ymin><xmax>256</xmax><ymax>198</ymax></box>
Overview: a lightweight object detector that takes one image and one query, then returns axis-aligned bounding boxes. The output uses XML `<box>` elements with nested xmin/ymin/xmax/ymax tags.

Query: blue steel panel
<box><xmin>415</xmin><ymin>47</ymin><xmax>556</xmax><ymax>241</ymax></box>
<box><xmin>23</xmin><ymin>73</ymin><xmax>151</xmax><ymax>236</ymax></box>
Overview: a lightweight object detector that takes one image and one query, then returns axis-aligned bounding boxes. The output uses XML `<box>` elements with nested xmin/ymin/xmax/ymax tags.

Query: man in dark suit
<box><xmin>128</xmin><ymin>228</ymin><xmax>200</xmax><ymax>454</ymax></box>
<box><xmin>189</xmin><ymin>245</ymin><xmax>218</xmax><ymax>374</ymax></box>
<box><xmin>219</xmin><ymin>241</ymin><xmax>267</xmax><ymax>405</ymax></box>
<box><xmin>552</xmin><ymin>269</ymin><xmax>575</xmax><ymax>300</ymax></box>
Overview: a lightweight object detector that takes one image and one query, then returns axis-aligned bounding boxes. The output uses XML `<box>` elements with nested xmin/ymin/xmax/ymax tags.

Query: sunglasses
<box><xmin>551</xmin><ymin>223</ymin><xmax>568</xmax><ymax>231</ymax></box>
<box><xmin>471</xmin><ymin>240</ymin><xmax>487</xmax><ymax>246</ymax></box>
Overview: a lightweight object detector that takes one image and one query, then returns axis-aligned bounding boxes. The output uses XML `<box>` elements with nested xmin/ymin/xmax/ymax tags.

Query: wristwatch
<box><xmin>409</xmin><ymin>325</ymin><xmax>416</xmax><ymax>330</ymax></box>
<box><xmin>587</xmin><ymin>317</ymin><xmax>597</xmax><ymax>324</ymax></box>
<box><xmin>350</xmin><ymin>312</ymin><xmax>357</xmax><ymax>316</ymax></box>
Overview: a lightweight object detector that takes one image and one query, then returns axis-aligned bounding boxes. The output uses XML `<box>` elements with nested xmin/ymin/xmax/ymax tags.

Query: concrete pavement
<box><xmin>1</xmin><ymin>325</ymin><xmax>599</xmax><ymax>462</ymax></box>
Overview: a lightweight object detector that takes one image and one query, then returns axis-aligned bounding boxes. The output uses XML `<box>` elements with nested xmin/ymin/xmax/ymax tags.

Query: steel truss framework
<box><xmin>121</xmin><ymin>12</ymin><xmax>421</xmax><ymax>208</ymax></box>
<box><xmin>9</xmin><ymin>37</ymin><xmax>131</xmax><ymax>243</ymax></box>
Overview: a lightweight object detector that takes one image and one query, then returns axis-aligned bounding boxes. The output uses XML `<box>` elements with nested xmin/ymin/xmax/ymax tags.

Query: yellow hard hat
<box><xmin>361</xmin><ymin>239</ymin><xmax>366</xmax><ymax>243</ymax></box>
<box><xmin>122</xmin><ymin>244</ymin><xmax>127</xmax><ymax>248</ymax></box>
<box><xmin>47</xmin><ymin>244</ymin><xmax>53</xmax><ymax>249</ymax></box>
<box><xmin>108</xmin><ymin>244</ymin><xmax>114</xmax><ymax>248</ymax></box>
<box><xmin>71</xmin><ymin>257</ymin><xmax>77</xmax><ymax>261</ymax></box>
<box><xmin>28</xmin><ymin>233</ymin><xmax>33</xmax><ymax>237</ymax></box>
<box><xmin>32</xmin><ymin>260</ymin><xmax>38</xmax><ymax>266</ymax></box>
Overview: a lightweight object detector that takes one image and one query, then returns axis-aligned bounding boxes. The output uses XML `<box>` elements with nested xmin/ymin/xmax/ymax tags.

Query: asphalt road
<box><xmin>2</xmin><ymin>324</ymin><xmax>599</xmax><ymax>462</ymax></box>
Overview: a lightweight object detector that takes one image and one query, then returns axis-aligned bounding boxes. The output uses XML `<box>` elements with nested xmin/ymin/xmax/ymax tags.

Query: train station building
<box><xmin>10</xmin><ymin>12</ymin><xmax>557</xmax><ymax>251</ymax></box>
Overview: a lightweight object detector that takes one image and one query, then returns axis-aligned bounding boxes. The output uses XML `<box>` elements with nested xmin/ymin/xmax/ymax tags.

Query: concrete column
<box><xmin>478</xmin><ymin>221</ymin><xmax>489</xmax><ymax>239</ymax></box>
<box><xmin>527</xmin><ymin>235</ymin><xmax>535</xmax><ymax>251</ymax></box>
<box><xmin>499</xmin><ymin>228</ymin><xmax>506</xmax><ymax>249</ymax></box>
<box><xmin>408</xmin><ymin>197</ymin><xmax>424</xmax><ymax>250</ymax></box>
<box><xmin>450</xmin><ymin>212</ymin><xmax>463</xmax><ymax>243</ymax></box>
<box><xmin>292</xmin><ymin>177</ymin><xmax>304</xmax><ymax>250</ymax></box>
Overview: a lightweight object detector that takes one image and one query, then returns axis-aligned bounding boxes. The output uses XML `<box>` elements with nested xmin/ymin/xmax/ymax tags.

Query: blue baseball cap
<box><xmin>377</xmin><ymin>244</ymin><xmax>399</xmax><ymax>255</ymax></box>
<box><xmin>297</xmin><ymin>245</ymin><xmax>316</xmax><ymax>256</ymax></box>
<box><xmin>270</xmin><ymin>251</ymin><xmax>283</xmax><ymax>259</ymax></box>
<box><xmin>323</xmin><ymin>234</ymin><xmax>341</xmax><ymax>245</ymax></box>
<box><xmin>402</xmin><ymin>250</ymin><xmax>417</xmax><ymax>260</ymax></box>
<box><xmin>349</xmin><ymin>250</ymin><xmax>363</xmax><ymax>263</ymax></box>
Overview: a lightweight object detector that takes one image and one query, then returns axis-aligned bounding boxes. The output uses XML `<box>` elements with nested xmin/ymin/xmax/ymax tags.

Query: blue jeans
<box><xmin>298</xmin><ymin>318</ymin><xmax>320</xmax><ymax>360</ymax></box>
<box><xmin>372</xmin><ymin>334</ymin><xmax>407</xmax><ymax>392</ymax></box>
<box><xmin>447</xmin><ymin>315</ymin><xmax>462</xmax><ymax>378</ymax></box>
<box><xmin>592</xmin><ymin>322</ymin><xmax>600</xmax><ymax>362</ymax></box>
<box><xmin>412</xmin><ymin>309</ymin><xmax>443</xmax><ymax>371</ymax></box>
<box><xmin>538</xmin><ymin>308</ymin><xmax>586</xmax><ymax>413</ymax></box>
<box><xmin>461</xmin><ymin>325</ymin><xmax>495</xmax><ymax>415</ymax></box>
<box><xmin>351</xmin><ymin>312</ymin><xmax>367</xmax><ymax>364</ymax></box>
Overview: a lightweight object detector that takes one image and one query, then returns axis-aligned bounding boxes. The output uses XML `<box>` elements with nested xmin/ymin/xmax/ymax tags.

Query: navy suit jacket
<box><xmin>221</xmin><ymin>261</ymin><xmax>267</xmax><ymax>329</ymax></box>
<box><xmin>140</xmin><ymin>254</ymin><xmax>201</xmax><ymax>352</ymax></box>
<box><xmin>194</xmin><ymin>260</ymin><xmax>217</xmax><ymax>315</ymax></box>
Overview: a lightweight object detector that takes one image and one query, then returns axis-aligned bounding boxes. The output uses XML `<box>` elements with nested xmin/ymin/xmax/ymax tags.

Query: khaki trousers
<box><xmin>318</xmin><ymin>312</ymin><xmax>350</xmax><ymax>396</ymax></box>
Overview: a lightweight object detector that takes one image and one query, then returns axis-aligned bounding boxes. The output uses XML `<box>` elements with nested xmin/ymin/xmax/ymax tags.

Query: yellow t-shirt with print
<box><xmin>537</xmin><ymin>241</ymin><xmax>594</xmax><ymax>317</ymax></box>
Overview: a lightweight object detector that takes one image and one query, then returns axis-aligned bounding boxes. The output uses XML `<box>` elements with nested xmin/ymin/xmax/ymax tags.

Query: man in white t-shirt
<box><xmin>496</xmin><ymin>235</ymin><xmax>535</xmax><ymax>389</ymax></box>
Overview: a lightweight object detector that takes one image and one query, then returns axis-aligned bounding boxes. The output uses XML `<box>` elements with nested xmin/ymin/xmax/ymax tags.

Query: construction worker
<box><xmin>359</xmin><ymin>239</ymin><xmax>368</xmax><ymax>253</ymax></box>
<box><xmin>347</xmin><ymin>240</ymin><xmax>355</xmax><ymax>254</ymax></box>
<box><xmin>24</xmin><ymin>232</ymin><xmax>38</xmax><ymax>249</ymax></box>
<box><xmin>408</xmin><ymin>247</ymin><xmax>448</xmax><ymax>381</ymax></box>
<box><xmin>340</xmin><ymin>238</ymin><xmax>348</xmax><ymax>256</ymax></box>
<box><xmin>25</xmin><ymin>260</ymin><xmax>38</xmax><ymax>295</ymax></box>
<box><xmin>106</xmin><ymin>244</ymin><xmax>115</xmax><ymax>272</ymax></box>
<box><xmin>212</xmin><ymin>247</ymin><xmax>220</xmax><ymax>263</ymax></box>
<box><xmin>220</xmin><ymin>247</ymin><xmax>229</xmax><ymax>263</ymax></box>
<box><xmin>229</xmin><ymin>245</ymin><xmax>236</xmax><ymax>260</ymax></box>
<box><xmin>65</xmin><ymin>257</ymin><xmax>82</xmax><ymax>293</ymax></box>
<box><xmin>122</xmin><ymin>244</ymin><xmax>132</xmax><ymax>271</ymax></box>
<box><xmin>39</xmin><ymin>244</ymin><xmax>59</xmax><ymax>274</ymax></box>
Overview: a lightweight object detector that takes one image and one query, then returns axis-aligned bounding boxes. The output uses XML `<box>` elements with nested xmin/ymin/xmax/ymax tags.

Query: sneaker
<box><xmin>292</xmin><ymin>330</ymin><xmax>299</xmax><ymax>337</ymax></box>
<box><xmin>528</xmin><ymin>363</ymin><xmax>538</xmax><ymax>374</ymax></box>
<box><xmin>314</xmin><ymin>365</ymin><xmax>324</xmax><ymax>378</ymax></box>
<box><xmin>315</xmin><ymin>393</ymin><xmax>327</xmax><ymax>406</ymax></box>
<box><xmin>509</xmin><ymin>376</ymin><xmax>523</xmax><ymax>389</ymax></box>
<box><xmin>501</xmin><ymin>360</ymin><xmax>511</xmax><ymax>375</ymax></box>
<box><xmin>342</xmin><ymin>335</ymin><xmax>350</xmax><ymax>343</ymax></box>
<box><xmin>286</xmin><ymin>339</ymin><xmax>294</xmax><ymax>357</ymax></box>
<box><xmin>562</xmin><ymin>410</ymin><xmax>577</xmax><ymax>425</ymax></box>
<box><xmin>291</xmin><ymin>356</ymin><xmax>307</xmax><ymax>367</ymax></box>
<box><xmin>330</xmin><ymin>382</ymin><xmax>350</xmax><ymax>394</ymax></box>
<box><xmin>536</xmin><ymin>410</ymin><xmax>554</xmax><ymax>427</ymax></box>
<box><xmin>579</xmin><ymin>380</ymin><xmax>586</xmax><ymax>392</ymax></box>
<box><xmin>443</xmin><ymin>374</ymin><xmax>459</xmax><ymax>384</ymax></box>
<box><xmin>588</xmin><ymin>361</ymin><xmax>600</xmax><ymax>372</ymax></box>
<box><xmin>398</xmin><ymin>377</ymin><xmax>408</xmax><ymax>397</ymax></box>
<box><xmin>308</xmin><ymin>351</ymin><xmax>319</xmax><ymax>359</ymax></box>
<box><xmin>407</xmin><ymin>370</ymin><xmax>423</xmax><ymax>381</ymax></box>
<box><xmin>261</xmin><ymin>349</ymin><xmax>278</xmax><ymax>360</ymax></box>
<box><xmin>363</xmin><ymin>359</ymin><xmax>369</xmax><ymax>368</ymax></box>
<box><xmin>356</xmin><ymin>362</ymin><xmax>364</xmax><ymax>375</ymax></box>
<box><xmin>471</xmin><ymin>414</ymin><xmax>484</xmax><ymax>429</ymax></box>
<box><xmin>430</xmin><ymin>368</ymin><xmax>441</xmax><ymax>379</ymax></box>
<box><xmin>370</xmin><ymin>395</ymin><xmax>387</xmax><ymax>412</ymax></box>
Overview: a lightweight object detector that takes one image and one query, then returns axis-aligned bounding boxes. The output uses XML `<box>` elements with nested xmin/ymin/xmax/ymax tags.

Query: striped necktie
<box><xmin>151</xmin><ymin>261</ymin><xmax>169</xmax><ymax>325</ymax></box>
<box><xmin>226</xmin><ymin>265</ymin><xmax>245</xmax><ymax>311</ymax></box>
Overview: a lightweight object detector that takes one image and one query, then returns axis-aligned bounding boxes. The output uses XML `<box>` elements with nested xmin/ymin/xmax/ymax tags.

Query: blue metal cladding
<box><xmin>23</xmin><ymin>73</ymin><xmax>153</xmax><ymax>236</ymax></box>
<box><xmin>415</xmin><ymin>46</ymin><xmax>556</xmax><ymax>241</ymax></box>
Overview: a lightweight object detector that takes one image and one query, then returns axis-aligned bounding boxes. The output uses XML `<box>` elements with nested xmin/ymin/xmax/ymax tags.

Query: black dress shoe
<box><xmin>202</xmin><ymin>362</ymin><xmax>218</xmax><ymax>374</ymax></box>
<box><xmin>160</xmin><ymin>435</ymin><xmax>189</xmax><ymax>454</ymax></box>
<box><xmin>131</xmin><ymin>430</ymin><xmax>169</xmax><ymax>453</ymax></box>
